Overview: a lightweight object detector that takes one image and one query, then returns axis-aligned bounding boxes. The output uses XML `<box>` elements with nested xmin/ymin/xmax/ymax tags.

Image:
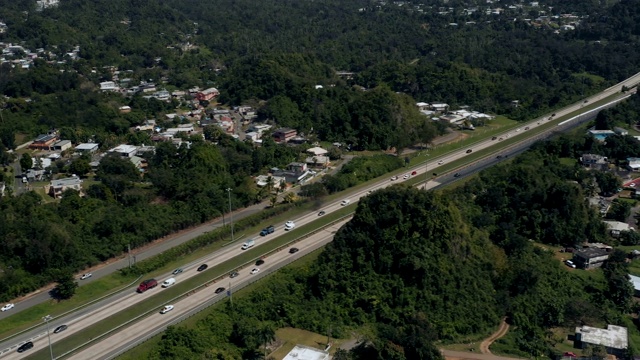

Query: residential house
<box><xmin>53</xmin><ymin>140</ymin><xmax>72</xmax><ymax>151</ymax></box>
<box><xmin>430</xmin><ymin>103</ymin><xmax>449</xmax><ymax>112</ymax></box>
<box><xmin>26</xmin><ymin>169</ymin><xmax>46</xmax><ymax>181</ymax></box>
<box><xmin>119</xmin><ymin>106</ymin><xmax>131</xmax><ymax>114</ymax></box>
<box><xmin>572</xmin><ymin>248</ymin><xmax>610</xmax><ymax>269</ymax></box>
<box><xmin>306</xmin><ymin>147</ymin><xmax>328</xmax><ymax>156</ymax></box>
<box><xmin>109</xmin><ymin>144</ymin><xmax>138</xmax><ymax>158</ymax></box>
<box><xmin>272</xmin><ymin>128</ymin><xmax>297</xmax><ymax>143</ymax></box>
<box><xmin>305</xmin><ymin>155</ymin><xmax>330</xmax><ymax>168</ymax></box>
<box><xmin>628</xmin><ymin>157</ymin><xmax>640</xmax><ymax>171</ymax></box>
<box><xmin>255</xmin><ymin>175</ymin><xmax>285</xmax><ymax>189</ymax></box>
<box><xmin>603</xmin><ymin>220</ymin><xmax>632</xmax><ymax>237</ymax></box>
<box><xmin>283</xmin><ymin>345</ymin><xmax>330</xmax><ymax>360</ymax></box>
<box><xmin>99</xmin><ymin>81</ymin><xmax>118</xmax><ymax>91</ymax></box>
<box><xmin>196</xmin><ymin>88</ymin><xmax>219</xmax><ymax>101</ymax></box>
<box><xmin>129</xmin><ymin>156</ymin><xmax>147</xmax><ymax>172</ymax></box>
<box><xmin>574</xmin><ymin>325</ymin><xmax>628</xmax><ymax>358</ymax></box>
<box><xmin>416</xmin><ymin>102</ymin><xmax>430</xmax><ymax>111</ymax></box>
<box><xmin>29</xmin><ymin>133</ymin><xmax>59</xmax><ymax>150</ymax></box>
<box><xmin>580</xmin><ymin>154</ymin><xmax>608</xmax><ymax>169</ymax></box>
<box><xmin>47</xmin><ymin>176</ymin><xmax>82</xmax><ymax>199</ymax></box>
<box><xmin>75</xmin><ymin>143</ymin><xmax>99</xmax><ymax>153</ymax></box>
<box><xmin>273</xmin><ymin>162</ymin><xmax>311</xmax><ymax>184</ymax></box>
<box><xmin>614</xmin><ymin>127</ymin><xmax>629</xmax><ymax>136</ymax></box>
<box><xmin>629</xmin><ymin>274</ymin><xmax>640</xmax><ymax>297</ymax></box>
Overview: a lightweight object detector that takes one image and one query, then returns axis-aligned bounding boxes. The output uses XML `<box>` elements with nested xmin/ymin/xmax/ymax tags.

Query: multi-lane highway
<box><xmin>1</xmin><ymin>72</ymin><xmax>639</xmax><ymax>359</ymax></box>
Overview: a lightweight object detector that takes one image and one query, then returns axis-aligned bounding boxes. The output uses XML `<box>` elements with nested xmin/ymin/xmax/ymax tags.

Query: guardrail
<box><xmin>56</xmin><ymin>215</ymin><xmax>354</xmax><ymax>359</ymax></box>
<box><xmin>0</xmin><ymin>275</ymin><xmax>142</xmax><ymax>347</ymax></box>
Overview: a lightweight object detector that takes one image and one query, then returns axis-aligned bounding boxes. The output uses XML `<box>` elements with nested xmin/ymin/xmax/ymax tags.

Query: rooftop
<box><xmin>51</xmin><ymin>176</ymin><xmax>82</xmax><ymax>187</ymax></box>
<box><xmin>576</xmin><ymin>325</ymin><xmax>628</xmax><ymax>350</ymax></box>
<box><xmin>603</xmin><ymin>220</ymin><xmax>632</xmax><ymax>232</ymax></box>
<box><xmin>76</xmin><ymin>143</ymin><xmax>99</xmax><ymax>150</ymax></box>
<box><xmin>629</xmin><ymin>274</ymin><xmax>640</xmax><ymax>292</ymax></box>
<box><xmin>110</xmin><ymin>144</ymin><xmax>138</xmax><ymax>154</ymax></box>
<box><xmin>282</xmin><ymin>345</ymin><xmax>330</xmax><ymax>360</ymax></box>
<box><xmin>574</xmin><ymin>248</ymin><xmax>609</xmax><ymax>259</ymax></box>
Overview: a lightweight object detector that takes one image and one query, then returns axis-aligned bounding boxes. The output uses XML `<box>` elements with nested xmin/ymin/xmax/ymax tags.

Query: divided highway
<box><xmin>0</xmin><ymin>72</ymin><xmax>639</xmax><ymax>359</ymax></box>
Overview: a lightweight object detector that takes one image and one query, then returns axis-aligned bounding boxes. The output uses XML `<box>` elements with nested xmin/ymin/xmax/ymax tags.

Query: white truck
<box><xmin>162</xmin><ymin>278</ymin><xmax>176</xmax><ymax>288</ymax></box>
<box><xmin>241</xmin><ymin>239</ymin><xmax>255</xmax><ymax>250</ymax></box>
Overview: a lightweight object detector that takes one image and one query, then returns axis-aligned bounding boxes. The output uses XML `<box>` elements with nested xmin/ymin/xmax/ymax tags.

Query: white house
<box><xmin>109</xmin><ymin>144</ymin><xmax>138</xmax><ymax>158</ymax></box>
<box><xmin>574</xmin><ymin>325</ymin><xmax>628</xmax><ymax>357</ymax></box>
<box><xmin>306</xmin><ymin>147</ymin><xmax>328</xmax><ymax>156</ymax></box>
<box><xmin>283</xmin><ymin>345</ymin><xmax>329</xmax><ymax>360</ymax></box>
<box><xmin>99</xmin><ymin>81</ymin><xmax>117</xmax><ymax>91</ymax></box>
<box><xmin>603</xmin><ymin>220</ymin><xmax>632</xmax><ymax>237</ymax></box>
<box><xmin>75</xmin><ymin>143</ymin><xmax>99</xmax><ymax>153</ymax></box>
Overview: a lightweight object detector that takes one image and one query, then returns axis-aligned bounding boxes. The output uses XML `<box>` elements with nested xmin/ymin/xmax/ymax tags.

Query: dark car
<box><xmin>466</xmin><ymin>149</ymin><xmax>472</xmax><ymax>154</ymax></box>
<box><xmin>197</xmin><ymin>264</ymin><xmax>208</xmax><ymax>272</ymax></box>
<box><xmin>524</xmin><ymin>126</ymin><xmax>530</xmax><ymax>130</ymax></box>
<box><xmin>53</xmin><ymin>325</ymin><xmax>68</xmax><ymax>334</ymax></box>
<box><xmin>289</xmin><ymin>247</ymin><xmax>299</xmax><ymax>254</ymax></box>
<box><xmin>172</xmin><ymin>268</ymin><xmax>183</xmax><ymax>275</ymax></box>
<box><xmin>17</xmin><ymin>342</ymin><xmax>33</xmax><ymax>353</ymax></box>
<box><xmin>496</xmin><ymin>155</ymin><xmax>503</xmax><ymax>159</ymax></box>
<box><xmin>491</xmin><ymin>136</ymin><xmax>497</xmax><ymax>140</ymax></box>
<box><xmin>318</xmin><ymin>210</ymin><xmax>326</xmax><ymax>216</ymax></box>
<box><xmin>215</xmin><ymin>287</ymin><xmax>226</xmax><ymax>294</ymax></box>
<box><xmin>454</xmin><ymin>173</ymin><xmax>461</xmax><ymax>178</ymax></box>
<box><xmin>255</xmin><ymin>259</ymin><xmax>265</xmax><ymax>266</ymax></box>
<box><xmin>411</xmin><ymin>170</ymin><xmax>417</xmax><ymax>175</ymax></box>
<box><xmin>260</xmin><ymin>225</ymin><xmax>275</xmax><ymax>236</ymax></box>
<box><xmin>229</xmin><ymin>271</ymin><xmax>239</xmax><ymax>278</ymax></box>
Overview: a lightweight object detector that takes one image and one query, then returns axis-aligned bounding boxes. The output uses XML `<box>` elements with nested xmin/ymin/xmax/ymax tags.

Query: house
<box><xmin>628</xmin><ymin>274</ymin><xmax>640</xmax><ymax>297</ymax></box>
<box><xmin>29</xmin><ymin>134</ymin><xmax>59</xmax><ymax>150</ymax></box>
<box><xmin>614</xmin><ymin>127</ymin><xmax>629</xmax><ymax>136</ymax></box>
<box><xmin>306</xmin><ymin>147</ymin><xmax>328</xmax><ymax>156</ymax></box>
<box><xmin>109</xmin><ymin>144</ymin><xmax>138</xmax><ymax>158</ymax></box>
<box><xmin>119</xmin><ymin>105</ymin><xmax>131</xmax><ymax>114</ymax></box>
<box><xmin>47</xmin><ymin>176</ymin><xmax>82</xmax><ymax>199</ymax></box>
<box><xmin>273</xmin><ymin>162</ymin><xmax>311</xmax><ymax>184</ymax></box>
<box><xmin>282</xmin><ymin>344</ymin><xmax>330</xmax><ymax>360</ymax></box>
<box><xmin>430</xmin><ymin>103</ymin><xmax>449</xmax><ymax>112</ymax></box>
<box><xmin>75</xmin><ymin>143</ymin><xmax>99</xmax><ymax>153</ymax></box>
<box><xmin>25</xmin><ymin>169</ymin><xmax>46</xmax><ymax>181</ymax></box>
<box><xmin>99</xmin><ymin>81</ymin><xmax>117</xmax><ymax>91</ymax></box>
<box><xmin>53</xmin><ymin>140</ymin><xmax>72</xmax><ymax>151</ymax></box>
<box><xmin>603</xmin><ymin>220</ymin><xmax>632</xmax><ymax>237</ymax></box>
<box><xmin>255</xmin><ymin>175</ymin><xmax>285</xmax><ymax>189</ymax></box>
<box><xmin>574</xmin><ymin>325</ymin><xmax>628</xmax><ymax>358</ymax></box>
<box><xmin>628</xmin><ymin>158</ymin><xmax>640</xmax><ymax>171</ymax></box>
<box><xmin>580</xmin><ymin>154</ymin><xmax>608</xmax><ymax>168</ymax></box>
<box><xmin>129</xmin><ymin>156</ymin><xmax>147</xmax><ymax>172</ymax></box>
<box><xmin>416</xmin><ymin>102</ymin><xmax>430</xmax><ymax>111</ymax></box>
<box><xmin>305</xmin><ymin>155</ymin><xmax>330</xmax><ymax>168</ymax></box>
<box><xmin>272</xmin><ymin>128</ymin><xmax>297</xmax><ymax>143</ymax></box>
<box><xmin>572</xmin><ymin>248</ymin><xmax>610</xmax><ymax>269</ymax></box>
<box><xmin>195</xmin><ymin>88</ymin><xmax>219</xmax><ymax>101</ymax></box>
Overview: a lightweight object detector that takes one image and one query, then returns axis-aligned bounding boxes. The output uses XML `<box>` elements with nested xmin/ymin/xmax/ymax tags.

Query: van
<box><xmin>241</xmin><ymin>239</ymin><xmax>255</xmax><ymax>250</ymax></box>
<box><xmin>162</xmin><ymin>278</ymin><xmax>176</xmax><ymax>288</ymax></box>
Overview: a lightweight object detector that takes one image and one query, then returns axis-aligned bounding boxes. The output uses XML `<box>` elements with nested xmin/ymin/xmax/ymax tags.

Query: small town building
<box><xmin>628</xmin><ymin>158</ymin><xmax>640</xmax><ymax>171</ymax></box>
<box><xmin>574</xmin><ymin>325</ymin><xmax>628</xmax><ymax>357</ymax></box>
<box><xmin>195</xmin><ymin>87</ymin><xmax>219</xmax><ymax>101</ymax></box>
<box><xmin>305</xmin><ymin>156</ymin><xmax>330</xmax><ymax>168</ymax></box>
<box><xmin>572</xmin><ymin>248</ymin><xmax>610</xmax><ymax>269</ymax></box>
<box><xmin>119</xmin><ymin>105</ymin><xmax>131</xmax><ymax>114</ymax></box>
<box><xmin>580</xmin><ymin>154</ymin><xmax>608</xmax><ymax>169</ymax></box>
<box><xmin>99</xmin><ymin>81</ymin><xmax>117</xmax><ymax>91</ymax></box>
<box><xmin>47</xmin><ymin>176</ymin><xmax>82</xmax><ymax>199</ymax></box>
<box><xmin>255</xmin><ymin>175</ymin><xmax>285</xmax><ymax>189</ymax></box>
<box><xmin>614</xmin><ymin>127</ymin><xmax>629</xmax><ymax>136</ymax></box>
<box><xmin>29</xmin><ymin>133</ymin><xmax>59</xmax><ymax>150</ymax></box>
<box><xmin>75</xmin><ymin>143</ymin><xmax>99</xmax><ymax>153</ymax></box>
<box><xmin>273</xmin><ymin>128</ymin><xmax>298</xmax><ymax>143</ymax></box>
<box><xmin>588</xmin><ymin>129</ymin><xmax>615</xmax><ymax>142</ymax></box>
<box><xmin>603</xmin><ymin>220</ymin><xmax>632</xmax><ymax>237</ymax></box>
<box><xmin>109</xmin><ymin>144</ymin><xmax>138</xmax><ymax>158</ymax></box>
<box><xmin>306</xmin><ymin>147</ymin><xmax>328</xmax><ymax>156</ymax></box>
<box><xmin>53</xmin><ymin>140</ymin><xmax>72</xmax><ymax>151</ymax></box>
<box><xmin>282</xmin><ymin>345</ymin><xmax>330</xmax><ymax>360</ymax></box>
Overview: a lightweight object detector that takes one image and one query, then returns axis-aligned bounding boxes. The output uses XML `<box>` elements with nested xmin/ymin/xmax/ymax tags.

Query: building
<box><xmin>29</xmin><ymin>134</ymin><xmax>59</xmax><ymax>150</ymax></box>
<box><xmin>574</xmin><ymin>325</ymin><xmax>628</xmax><ymax>357</ymax></box>
<box><xmin>255</xmin><ymin>175</ymin><xmax>285</xmax><ymax>189</ymax></box>
<box><xmin>119</xmin><ymin>105</ymin><xmax>131</xmax><ymax>114</ymax></box>
<box><xmin>306</xmin><ymin>156</ymin><xmax>330</xmax><ymax>168</ymax></box>
<box><xmin>581</xmin><ymin>154</ymin><xmax>608</xmax><ymax>169</ymax></box>
<box><xmin>282</xmin><ymin>345</ymin><xmax>330</xmax><ymax>360</ymax></box>
<box><xmin>273</xmin><ymin>162</ymin><xmax>311</xmax><ymax>184</ymax></box>
<box><xmin>75</xmin><ymin>143</ymin><xmax>99</xmax><ymax>153</ymax></box>
<box><xmin>109</xmin><ymin>144</ymin><xmax>138</xmax><ymax>158</ymax></box>
<box><xmin>53</xmin><ymin>140</ymin><xmax>72</xmax><ymax>151</ymax></box>
<box><xmin>99</xmin><ymin>81</ymin><xmax>118</xmax><ymax>91</ymax></box>
<box><xmin>628</xmin><ymin>158</ymin><xmax>640</xmax><ymax>171</ymax></box>
<box><xmin>195</xmin><ymin>87</ymin><xmax>219</xmax><ymax>101</ymax></box>
<box><xmin>614</xmin><ymin>127</ymin><xmax>629</xmax><ymax>136</ymax></box>
<box><xmin>572</xmin><ymin>248</ymin><xmax>610</xmax><ymax>269</ymax></box>
<box><xmin>628</xmin><ymin>274</ymin><xmax>640</xmax><ymax>297</ymax></box>
<box><xmin>306</xmin><ymin>147</ymin><xmax>328</xmax><ymax>156</ymax></box>
<box><xmin>603</xmin><ymin>220</ymin><xmax>632</xmax><ymax>237</ymax></box>
<box><xmin>47</xmin><ymin>176</ymin><xmax>82</xmax><ymax>199</ymax></box>
<box><xmin>273</xmin><ymin>128</ymin><xmax>298</xmax><ymax>143</ymax></box>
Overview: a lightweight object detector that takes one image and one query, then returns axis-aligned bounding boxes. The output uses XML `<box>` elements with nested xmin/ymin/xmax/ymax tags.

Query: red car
<box><xmin>411</xmin><ymin>171</ymin><xmax>417</xmax><ymax>175</ymax></box>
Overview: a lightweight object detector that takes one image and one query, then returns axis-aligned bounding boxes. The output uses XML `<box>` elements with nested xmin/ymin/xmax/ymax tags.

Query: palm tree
<box><xmin>257</xmin><ymin>323</ymin><xmax>276</xmax><ymax>359</ymax></box>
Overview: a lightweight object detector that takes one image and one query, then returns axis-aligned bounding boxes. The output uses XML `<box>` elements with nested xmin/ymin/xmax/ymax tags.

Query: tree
<box><xmin>594</xmin><ymin>171</ymin><xmax>621</xmax><ymax>197</ymax></box>
<box><xmin>52</xmin><ymin>271</ymin><xmax>78</xmax><ymax>300</ymax></box>
<box><xmin>20</xmin><ymin>153</ymin><xmax>33</xmax><ymax>171</ymax></box>
<box><xmin>257</xmin><ymin>323</ymin><xmax>276</xmax><ymax>359</ymax></box>
<box><xmin>68</xmin><ymin>157</ymin><xmax>92</xmax><ymax>177</ymax></box>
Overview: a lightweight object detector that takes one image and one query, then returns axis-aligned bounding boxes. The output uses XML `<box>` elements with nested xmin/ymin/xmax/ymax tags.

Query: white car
<box><xmin>284</xmin><ymin>221</ymin><xmax>295</xmax><ymax>231</ymax></box>
<box><xmin>251</xmin><ymin>268</ymin><xmax>260</xmax><ymax>275</ymax></box>
<box><xmin>390</xmin><ymin>176</ymin><xmax>398</xmax><ymax>181</ymax></box>
<box><xmin>1</xmin><ymin>303</ymin><xmax>15</xmax><ymax>312</ymax></box>
<box><xmin>437</xmin><ymin>160</ymin><xmax>444</xmax><ymax>165</ymax></box>
<box><xmin>403</xmin><ymin>174</ymin><xmax>409</xmax><ymax>180</ymax></box>
<box><xmin>160</xmin><ymin>305</ymin><xmax>174</xmax><ymax>314</ymax></box>
<box><xmin>565</xmin><ymin>260</ymin><xmax>576</xmax><ymax>269</ymax></box>
<box><xmin>340</xmin><ymin>199</ymin><xmax>350</xmax><ymax>206</ymax></box>
<box><xmin>80</xmin><ymin>273</ymin><xmax>92</xmax><ymax>280</ymax></box>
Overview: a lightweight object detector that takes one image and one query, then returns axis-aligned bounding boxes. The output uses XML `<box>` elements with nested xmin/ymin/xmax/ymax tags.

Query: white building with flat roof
<box><xmin>282</xmin><ymin>345</ymin><xmax>329</xmax><ymax>360</ymax></box>
<box><xmin>109</xmin><ymin>144</ymin><xmax>138</xmax><ymax>158</ymax></box>
<box><xmin>76</xmin><ymin>143</ymin><xmax>99</xmax><ymax>153</ymax></box>
<box><xmin>575</xmin><ymin>325</ymin><xmax>628</xmax><ymax>357</ymax></box>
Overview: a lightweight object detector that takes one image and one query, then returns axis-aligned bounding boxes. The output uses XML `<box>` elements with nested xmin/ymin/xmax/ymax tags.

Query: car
<box><xmin>411</xmin><ymin>170</ymin><xmax>417</xmax><ymax>176</ymax></box>
<box><xmin>229</xmin><ymin>271</ymin><xmax>239</xmax><ymax>278</ymax></box>
<box><xmin>215</xmin><ymin>287</ymin><xmax>226</xmax><ymax>294</ymax></box>
<box><xmin>390</xmin><ymin>176</ymin><xmax>398</xmax><ymax>181</ymax></box>
<box><xmin>160</xmin><ymin>305</ymin><xmax>174</xmax><ymax>314</ymax></box>
<box><xmin>403</xmin><ymin>174</ymin><xmax>409</xmax><ymax>180</ymax></box>
<box><xmin>565</xmin><ymin>260</ymin><xmax>576</xmax><ymax>269</ymax></box>
<box><xmin>584</xmin><ymin>100</ymin><xmax>589</xmax><ymax>103</ymax></box>
<box><xmin>318</xmin><ymin>210</ymin><xmax>326</xmax><ymax>216</ymax></box>
<box><xmin>285</xmin><ymin>221</ymin><xmax>295</xmax><ymax>231</ymax></box>
<box><xmin>17</xmin><ymin>342</ymin><xmax>33</xmax><ymax>353</ymax></box>
<box><xmin>80</xmin><ymin>273</ymin><xmax>92</xmax><ymax>280</ymax></box>
<box><xmin>551</xmin><ymin>113</ymin><xmax>556</xmax><ymax>117</ymax></box>
<box><xmin>255</xmin><ymin>259</ymin><xmax>265</xmax><ymax>266</ymax></box>
<box><xmin>197</xmin><ymin>264</ymin><xmax>208</xmax><ymax>272</ymax></box>
<box><xmin>251</xmin><ymin>268</ymin><xmax>260</xmax><ymax>275</ymax></box>
<box><xmin>491</xmin><ymin>136</ymin><xmax>497</xmax><ymax>140</ymax></box>
<box><xmin>172</xmin><ymin>268</ymin><xmax>183</xmax><ymax>275</ymax></box>
<box><xmin>289</xmin><ymin>247</ymin><xmax>299</xmax><ymax>254</ymax></box>
<box><xmin>524</xmin><ymin>126</ymin><xmax>530</xmax><ymax>130</ymax></box>
<box><xmin>53</xmin><ymin>325</ymin><xmax>68</xmax><ymax>334</ymax></box>
<box><xmin>340</xmin><ymin>199</ymin><xmax>350</xmax><ymax>206</ymax></box>
<box><xmin>22</xmin><ymin>177</ymin><xmax>27</xmax><ymax>184</ymax></box>
<box><xmin>260</xmin><ymin>225</ymin><xmax>275</xmax><ymax>236</ymax></box>
<box><xmin>453</xmin><ymin>173</ymin><xmax>461</xmax><ymax>178</ymax></box>
<box><xmin>516</xmin><ymin>128</ymin><xmax>521</xmax><ymax>132</ymax></box>
<box><xmin>1</xmin><ymin>303</ymin><xmax>15</xmax><ymax>312</ymax></box>
<box><xmin>466</xmin><ymin>149</ymin><xmax>472</xmax><ymax>154</ymax></box>
<box><xmin>437</xmin><ymin>160</ymin><xmax>444</xmax><ymax>165</ymax></box>
<box><xmin>498</xmin><ymin>137</ymin><xmax>503</xmax><ymax>141</ymax></box>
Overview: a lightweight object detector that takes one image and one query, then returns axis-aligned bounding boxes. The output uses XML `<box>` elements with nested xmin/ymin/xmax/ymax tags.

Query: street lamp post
<box><xmin>43</xmin><ymin>315</ymin><xmax>54</xmax><ymax>359</ymax></box>
<box><xmin>227</xmin><ymin>188</ymin><xmax>234</xmax><ymax>242</ymax></box>
<box><xmin>424</xmin><ymin>153</ymin><xmax>429</xmax><ymax>190</ymax></box>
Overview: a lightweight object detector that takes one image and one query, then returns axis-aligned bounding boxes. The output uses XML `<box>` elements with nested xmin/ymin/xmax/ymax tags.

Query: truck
<box><xmin>241</xmin><ymin>239</ymin><xmax>255</xmax><ymax>250</ymax></box>
<box><xmin>260</xmin><ymin>225</ymin><xmax>275</xmax><ymax>236</ymax></box>
<box><xmin>162</xmin><ymin>278</ymin><xmax>176</xmax><ymax>288</ymax></box>
<box><xmin>137</xmin><ymin>279</ymin><xmax>158</xmax><ymax>293</ymax></box>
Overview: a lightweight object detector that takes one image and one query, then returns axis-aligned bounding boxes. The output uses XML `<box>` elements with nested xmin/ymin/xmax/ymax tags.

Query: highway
<box><xmin>0</xmin><ymin>72</ymin><xmax>639</xmax><ymax>359</ymax></box>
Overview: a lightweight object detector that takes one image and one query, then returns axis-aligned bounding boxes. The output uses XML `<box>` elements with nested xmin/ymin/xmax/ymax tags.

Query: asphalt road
<box><xmin>0</xmin><ymin>72</ymin><xmax>639</xmax><ymax>358</ymax></box>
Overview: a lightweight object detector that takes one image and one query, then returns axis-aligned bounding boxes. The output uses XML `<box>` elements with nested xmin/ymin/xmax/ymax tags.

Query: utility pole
<box><xmin>227</xmin><ymin>188</ymin><xmax>234</xmax><ymax>242</ymax></box>
<box><xmin>43</xmin><ymin>315</ymin><xmax>54</xmax><ymax>360</ymax></box>
<box><xmin>127</xmin><ymin>244</ymin><xmax>131</xmax><ymax>268</ymax></box>
<box><xmin>424</xmin><ymin>152</ymin><xmax>429</xmax><ymax>190</ymax></box>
